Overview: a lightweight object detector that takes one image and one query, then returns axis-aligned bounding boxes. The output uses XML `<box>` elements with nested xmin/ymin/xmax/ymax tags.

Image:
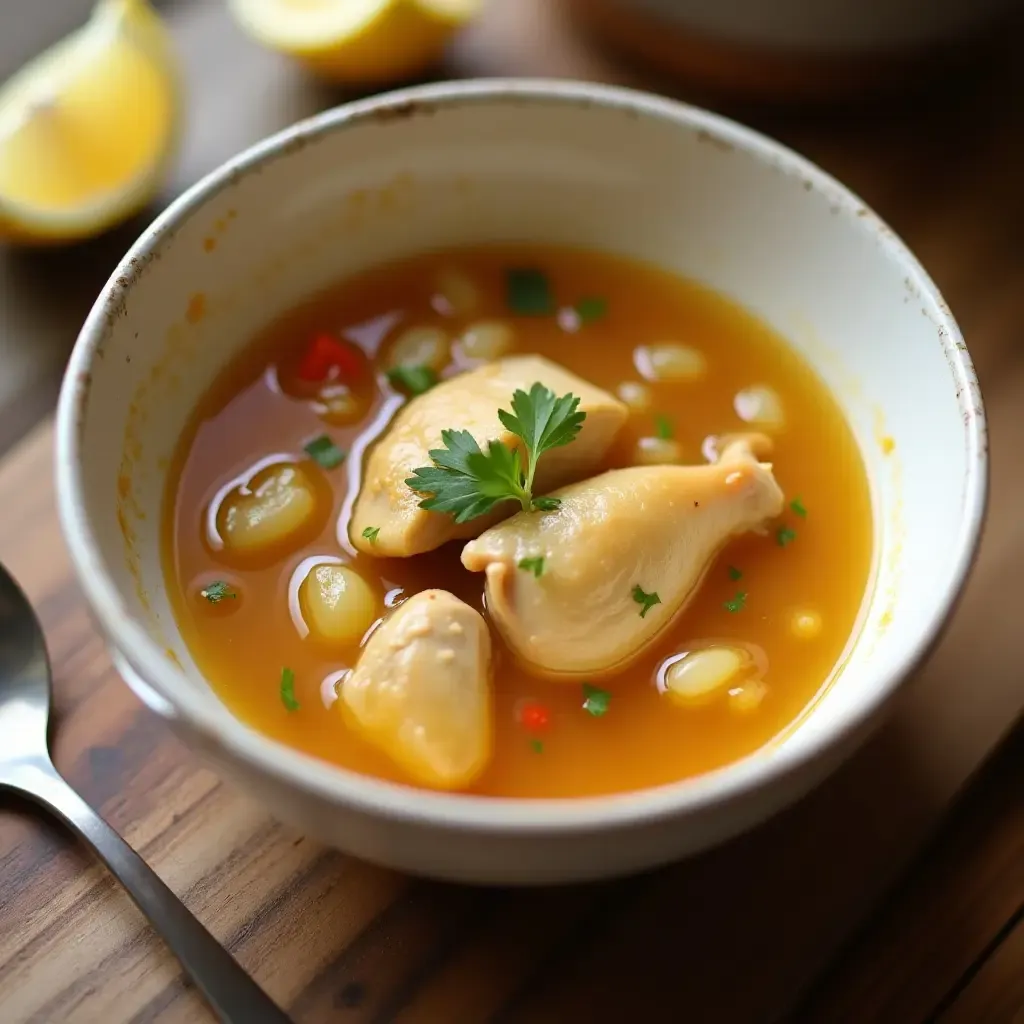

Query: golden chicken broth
<box><xmin>163</xmin><ymin>245</ymin><xmax>873</xmax><ymax>798</ymax></box>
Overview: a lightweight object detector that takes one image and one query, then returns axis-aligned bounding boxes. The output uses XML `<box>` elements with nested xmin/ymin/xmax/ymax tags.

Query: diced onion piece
<box><xmin>728</xmin><ymin>680</ymin><xmax>767</xmax><ymax>713</ymax></box>
<box><xmin>616</xmin><ymin>380</ymin><xmax>653</xmax><ymax>412</ymax></box>
<box><xmin>387</xmin><ymin>325</ymin><xmax>449</xmax><ymax>372</ymax></box>
<box><xmin>791</xmin><ymin>609</ymin><xmax>822</xmax><ymax>639</ymax></box>
<box><xmin>662</xmin><ymin>646</ymin><xmax>747</xmax><ymax>706</ymax></box>
<box><xmin>301</xmin><ymin>564</ymin><xmax>378</xmax><ymax>646</ymax></box>
<box><xmin>635</xmin><ymin>436</ymin><xmax>683</xmax><ymax>465</ymax></box>
<box><xmin>734</xmin><ymin>385</ymin><xmax>785</xmax><ymax>429</ymax></box>
<box><xmin>318</xmin><ymin>383</ymin><xmax>365</xmax><ymax>425</ymax></box>
<box><xmin>557</xmin><ymin>307</ymin><xmax>582</xmax><ymax>333</ymax></box>
<box><xmin>458</xmin><ymin>320</ymin><xmax>514</xmax><ymax>362</ymax></box>
<box><xmin>219</xmin><ymin>464</ymin><xmax>319</xmax><ymax>556</ymax></box>
<box><xmin>433</xmin><ymin>267</ymin><xmax>479</xmax><ymax>317</ymax></box>
<box><xmin>635</xmin><ymin>344</ymin><xmax>707</xmax><ymax>383</ymax></box>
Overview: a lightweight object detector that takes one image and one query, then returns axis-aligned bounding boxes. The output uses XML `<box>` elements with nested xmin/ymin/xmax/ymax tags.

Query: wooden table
<box><xmin>1</xmin><ymin>2</ymin><xmax>1024</xmax><ymax>1021</ymax></box>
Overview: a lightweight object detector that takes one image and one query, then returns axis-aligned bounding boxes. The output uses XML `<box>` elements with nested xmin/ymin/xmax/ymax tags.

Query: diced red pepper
<box><xmin>519</xmin><ymin>701</ymin><xmax>551</xmax><ymax>733</ymax></box>
<box><xmin>298</xmin><ymin>333</ymin><xmax>363</xmax><ymax>383</ymax></box>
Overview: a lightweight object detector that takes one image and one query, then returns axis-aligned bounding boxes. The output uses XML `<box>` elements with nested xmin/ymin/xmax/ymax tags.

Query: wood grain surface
<box><xmin>1</xmin><ymin>1</ymin><xmax>1024</xmax><ymax>1022</ymax></box>
<box><xmin>792</xmin><ymin>724</ymin><xmax>1024</xmax><ymax>1023</ymax></box>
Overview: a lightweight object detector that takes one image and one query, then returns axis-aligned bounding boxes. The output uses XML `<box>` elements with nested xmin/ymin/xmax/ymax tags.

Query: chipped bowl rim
<box><xmin>55</xmin><ymin>78</ymin><xmax>987</xmax><ymax>836</ymax></box>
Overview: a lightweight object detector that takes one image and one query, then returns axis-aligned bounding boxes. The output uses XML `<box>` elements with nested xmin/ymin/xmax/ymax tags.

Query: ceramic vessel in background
<box><xmin>55</xmin><ymin>79</ymin><xmax>986</xmax><ymax>885</ymax></box>
<box><xmin>567</xmin><ymin>0</ymin><xmax>1018</xmax><ymax>102</ymax></box>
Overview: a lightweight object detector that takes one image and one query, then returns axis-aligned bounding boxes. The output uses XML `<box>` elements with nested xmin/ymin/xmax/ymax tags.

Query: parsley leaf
<box><xmin>407</xmin><ymin>429</ymin><xmax>528</xmax><ymax>523</ymax></box>
<box><xmin>790</xmin><ymin>497</ymin><xmax>807</xmax><ymax>518</ymax></box>
<box><xmin>777</xmin><ymin>526</ymin><xmax>798</xmax><ymax>547</ymax></box>
<box><xmin>499</xmin><ymin>382</ymin><xmax>586</xmax><ymax>474</ymax></box>
<box><xmin>655</xmin><ymin>414</ymin><xmax>673</xmax><ymax>440</ymax></box>
<box><xmin>507</xmin><ymin>268</ymin><xmax>555</xmax><ymax>315</ymax></box>
<box><xmin>388</xmin><ymin>364</ymin><xmax>438</xmax><ymax>396</ymax></box>
<box><xmin>407</xmin><ymin>383</ymin><xmax>585</xmax><ymax>523</ymax></box>
<box><xmin>724</xmin><ymin>591</ymin><xmax>747</xmax><ymax>613</ymax></box>
<box><xmin>632</xmin><ymin>584</ymin><xmax>661</xmax><ymax>618</ymax></box>
<box><xmin>304</xmin><ymin>434</ymin><xmax>346</xmax><ymax>469</ymax></box>
<box><xmin>280</xmin><ymin>667</ymin><xmax>300</xmax><ymax>711</ymax></box>
<box><xmin>518</xmin><ymin>556</ymin><xmax>545</xmax><ymax>578</ymax></box>
<box><xmin>200</xmin><ymin>580</ymin><xmax>236</xmax><ymax>604</ymax></box>
<box><xmin>575</xmin><ymin>296</ymin><xmax>607</xmax><ymax>323</ymax></box>
<box><xmin>582</xmin><ymin>683</ymin><xmax>611</xmax><ymax>717</ymax></box>
<box><xmin>362</xmin><ymin>526</ymin><xmax>380</xmax><ymax>543</ymax></box>
<box><xmin>530</xmin><ymin>738</ymin><xmax>544</xmax><ymax>754</ymax></box>
<box><xmin>728</xmin><ymin>565</ymin><xmax>743</xmax><ymax>581</ymax></box>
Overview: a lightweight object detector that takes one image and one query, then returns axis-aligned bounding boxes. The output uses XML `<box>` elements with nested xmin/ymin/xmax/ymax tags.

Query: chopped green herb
<box><xmin>582</xmin><ymin>683</ymin><xmax>611</xmax><ymax>717</ymax></box>
<box><xmin>406</xmin><ymin>382</ymin><xmax>585</xmax><ymax>523</ymax></box>
<box><xmin>531</xmin><ymin>496</ymin><xmax>561</xmax><ymax>512</ymax></box>
<box><xmin>632</xmin><ymin>584</ymin><xmax>662</xmax><ymax>618</ymax></box>
<box><xmin>518</xmin><ymin>556</ymin><xmax>545</xmax><ymax>578</ymax></box>
<box><xmin>528</xmin><ymin>495</ymin><xmax>561</xmax><ymax>512</ymax></box>
<box><xmin>362</xmin><ymin>526</ymin><xmax>380</xmax><ymax>544</ymax></box>
<box><xmin>387</xmin><ymin>364</ymin><xmax>438</xmax><ymax>396</ymax></box>
<box><xmin>200</xmin><ymin>580</ymin><xmax>236</xmax><ymax>604</ymax></box>
<box><xmin>304</xmin><ymin>434</ymin><xmax>346</xmax><ymax>470</ymax></box>
<box><xmin>777</xmin><ymin>526</ymin><xmax>798</xmax><ymax>547</ymax></box>
<box><xmin>724</xmin><ymin>591</ymin><xmax>747</xmax><ymax>613</ymax></box>
<box><xmin>280</xmin><ymin>667</ymin><xmax>300</xmax><ymax>711</ymax></box>
<box><xmin>654</xmin><ymin>414</ymin><xmax>673</xmax><ymax>440</ymax></box>
<box><xmin>728</xmin><ymin>565</ymin><xmax>743</xmax><ymax>581</ymax></box>
<box><xmin>529</xmin><ymin>738</ymin><xmax>544</xmax><ymax>754</ymax></box>
<box><xmin>790</xmin><ymin>497</ymin><xmax>808</xmax><ymax>518</ymax></box>
<box><xmin>575</xmin><ymin>296</ymin><xmax>608</xmax><ymax>323</ymax></box>
<box><xmin>507</xmin><ymin>268</ymin><xmax>555</xmax><ymax>315</ymax></box>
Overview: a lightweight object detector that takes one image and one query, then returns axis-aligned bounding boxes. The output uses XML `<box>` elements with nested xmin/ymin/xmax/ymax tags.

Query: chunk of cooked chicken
<box><xmin>341</xmin><ymin>590</ymin><xmax>493</xmax><ymax>789</ymax></box>
<box><xmin>461</xmin><ymin>434</ymin><xmax>784</xmax><ymax>678</ymax></box>
<box><xmin>350</xmin><ymin>355</ymin><xmax>627</xmax><ymax>557</ymax></box>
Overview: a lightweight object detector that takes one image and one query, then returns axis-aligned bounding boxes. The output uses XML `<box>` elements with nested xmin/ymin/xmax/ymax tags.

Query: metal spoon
<box><xmin>0</xmin><ymin>564</ymin><xmax>291</xmax><ymax>1023</ymax></box>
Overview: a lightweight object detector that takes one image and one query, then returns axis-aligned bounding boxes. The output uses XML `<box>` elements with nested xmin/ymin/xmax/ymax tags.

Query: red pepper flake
<box><xmin>518</xmin><ymin>701</ymin><xmax>550</xmax><ymax>733</ymax></box>
<box><xmin>298</xmin><ymin>333</ymin><xmax>363</xmax><ymax>383</ymax></box>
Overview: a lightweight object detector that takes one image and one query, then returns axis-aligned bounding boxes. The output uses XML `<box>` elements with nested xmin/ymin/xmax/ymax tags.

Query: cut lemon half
<box><xmin>228</xmin><ymin>0</ymin><xmax>483</xmax><ymax>84</ymax></box>
<box><xmin>0</xmin><ymin>0</ymin><xmax>181</xmax><ymax>244</ymax></box>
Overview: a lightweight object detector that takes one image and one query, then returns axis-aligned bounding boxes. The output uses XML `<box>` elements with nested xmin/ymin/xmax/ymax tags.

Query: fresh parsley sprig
<box><xmin>405</xmin><ymin>382</ymin><xmax>586</xmax><ymax>524</ymax></box>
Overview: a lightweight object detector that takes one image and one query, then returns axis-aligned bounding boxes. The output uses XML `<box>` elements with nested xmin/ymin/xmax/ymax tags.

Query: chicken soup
<box><xmin>163</xmin><ymin>245</ymin><xmax>873</xmax><ymax>798</ymax></box>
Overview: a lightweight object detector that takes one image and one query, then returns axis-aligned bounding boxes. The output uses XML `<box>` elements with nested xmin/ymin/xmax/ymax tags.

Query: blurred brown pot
<box><xmin>566</xmin><ymin>0</ymin><xmax>1020</xmax><ymax>103</ymax></box>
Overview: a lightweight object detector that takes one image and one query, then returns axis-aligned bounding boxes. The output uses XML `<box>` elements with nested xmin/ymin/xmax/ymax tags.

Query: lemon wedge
<box><xmin>228</xmin><ymin>0</ymin><xmax>483</xmax><ymax>84</ymax></box>
<box><xmin>0</xmin><ymin>0</ymin><xmax>180</xmax><ymax>244</ymax></box>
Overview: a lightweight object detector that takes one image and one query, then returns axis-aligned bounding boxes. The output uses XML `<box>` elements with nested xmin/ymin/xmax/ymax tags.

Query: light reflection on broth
<box><xmin>163</xmin><ymin>245</ymin><xmax>873</xmax><ymax>798</ymax></box>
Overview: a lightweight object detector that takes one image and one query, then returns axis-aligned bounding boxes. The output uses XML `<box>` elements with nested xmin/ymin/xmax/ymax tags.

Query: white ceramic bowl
<box><xmin>55</xmin><ymin>80</ymin><xmax>986</xmax><ymax>885</ymax></box>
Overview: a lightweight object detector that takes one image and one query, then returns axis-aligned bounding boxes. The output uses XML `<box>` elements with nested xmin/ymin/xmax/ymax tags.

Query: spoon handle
<box><xmin>9</xmin><ymin>758</ymin><xmax>292</xmax><ymax>1024</ymax></box>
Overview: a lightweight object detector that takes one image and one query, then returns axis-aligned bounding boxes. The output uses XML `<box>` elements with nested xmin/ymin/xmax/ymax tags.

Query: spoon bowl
<box><xmin>0</xmin><ymin>564</ymin><xmax>51</xmax><ymax>771</ymax></box>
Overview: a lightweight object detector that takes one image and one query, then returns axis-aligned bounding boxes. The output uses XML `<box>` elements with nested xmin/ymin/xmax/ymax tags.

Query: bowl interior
<box><xmin>60</xmin><ymin>81</ymin><xmax>981</xmax><ymax>806</ymax></box>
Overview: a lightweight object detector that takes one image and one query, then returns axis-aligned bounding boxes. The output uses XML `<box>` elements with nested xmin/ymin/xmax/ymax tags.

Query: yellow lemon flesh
<box><xmin>228</xmin><ymin>0</ymin><xmax>483</xmax><ymax>84</ymax></box>
<box><xmin>0</xmin><ymin>0</ymin><xmax>180</xmax><ymax>244</ymax></box>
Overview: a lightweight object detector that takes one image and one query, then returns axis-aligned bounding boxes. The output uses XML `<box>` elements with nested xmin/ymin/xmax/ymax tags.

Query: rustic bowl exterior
<box><xmin>56</xmin><ymin>80</ymin><xmax>986</xmax><ymax>884</ymax></box>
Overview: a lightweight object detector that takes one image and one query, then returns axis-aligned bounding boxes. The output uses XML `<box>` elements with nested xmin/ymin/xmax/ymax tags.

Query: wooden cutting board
<box><xmin>1</xmin><ymin>2</ymin><xmax>1024</xmax><ymax>1022</ymax></box>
